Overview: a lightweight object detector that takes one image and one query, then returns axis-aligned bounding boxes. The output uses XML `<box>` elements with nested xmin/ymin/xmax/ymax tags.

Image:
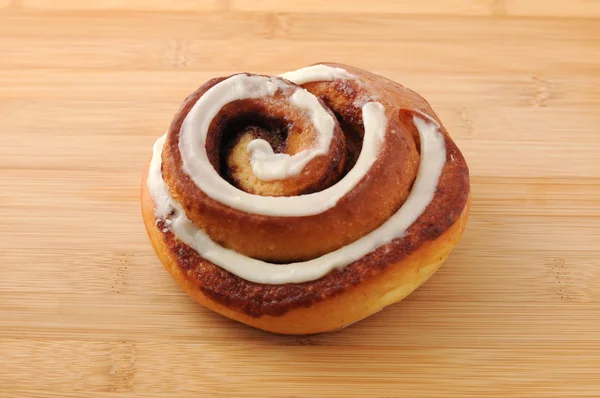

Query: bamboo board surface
<box><xmin>1</xmin><ymin>1</ymin><xmax>600</xmax><ymax>396</ymax></box>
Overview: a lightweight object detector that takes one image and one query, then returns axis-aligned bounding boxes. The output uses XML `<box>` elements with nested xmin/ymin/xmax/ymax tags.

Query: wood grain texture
<box><xmin>1</xmin><ymin>0</ymin><xmax>599</xmax><ymax>396</ymax></box>
<box><xmin>21</xmin><ymin>0</ymin><xmax>222</xmax><ymax>11</ymax></box>
<box><xmin>504</xmin><ymin>0</ymin><xmax>600</xmax><ymax>17</ymax></box>
<box><xmin>230</xmin><ymin>0</ymin><xmax>497</xmax><ymax>16</ymax></box>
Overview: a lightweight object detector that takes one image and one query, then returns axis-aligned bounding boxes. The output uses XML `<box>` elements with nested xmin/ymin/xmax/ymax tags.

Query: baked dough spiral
<box><xmin>141</xmin><ymin>63</ymin><xmax>470</xmax><ymax>334</ymax></box>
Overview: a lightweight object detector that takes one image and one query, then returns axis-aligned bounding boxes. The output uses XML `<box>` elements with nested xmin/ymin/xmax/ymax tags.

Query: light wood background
<box><xmin>1</xmin><ymin>1</ymin><xmax>600</xmax><ymax>397</ymax></box>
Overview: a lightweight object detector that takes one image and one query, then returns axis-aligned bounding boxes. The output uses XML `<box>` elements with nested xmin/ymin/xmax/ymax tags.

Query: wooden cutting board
<box><xmin>1</xmin><ymin>1</ymin><xmax>599</xmax><ymax>396</ymax></box>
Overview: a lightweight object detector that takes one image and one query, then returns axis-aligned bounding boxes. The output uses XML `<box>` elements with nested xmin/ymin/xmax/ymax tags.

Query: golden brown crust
<box><xmin>142</xmin><ymin>165</ymin><xmax>470</xmax><ymax>334</ymax></box>
<box><xmin>143</xmin><ymin>136</ymin><xmax>468</xmax><ymax>315</ymax></box>
<box><xmin>141</xmin><ymin>63</ymin><xmax>471</xmax><ymax>334</ymax></box>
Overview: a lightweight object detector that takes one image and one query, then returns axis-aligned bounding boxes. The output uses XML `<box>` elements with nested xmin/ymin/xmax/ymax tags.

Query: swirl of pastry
<box><xmin>141</xmin><ymin>63</ymin><xmax>470</xmax><ymax>334</ymax></box>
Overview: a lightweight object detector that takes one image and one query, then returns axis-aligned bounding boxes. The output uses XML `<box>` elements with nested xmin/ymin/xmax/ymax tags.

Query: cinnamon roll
<box><xmin>141</xmin><ymin>63</ymin><xmax>470</xmax><ymax>334</ymax></box>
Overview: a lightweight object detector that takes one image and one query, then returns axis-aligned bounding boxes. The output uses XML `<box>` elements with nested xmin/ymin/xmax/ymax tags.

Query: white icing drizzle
<box><xmin>146</xmin><ymin>64</ymin><xmax>448</xmax><ymax>284</ymax></box>
<box><xmin>278</xmin><ymin>64</ymin><xmax>355</xmax><ymax>85</ymax></box>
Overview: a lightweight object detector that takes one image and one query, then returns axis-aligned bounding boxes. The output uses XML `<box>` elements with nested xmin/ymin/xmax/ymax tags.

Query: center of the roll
<box><xmin>192</xmin><ymin>76</ymin><xmax>347</xmax><ymax>198</ymax></box>
<box><xmin>219</xmin><ymin>114</ymin><xmax>290</xmax><ymax>196</ymax></box>
<box><xmin>245</xmin><ymin>88</ymin><xmax>336</xmax><ymax>182</ymax></box>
